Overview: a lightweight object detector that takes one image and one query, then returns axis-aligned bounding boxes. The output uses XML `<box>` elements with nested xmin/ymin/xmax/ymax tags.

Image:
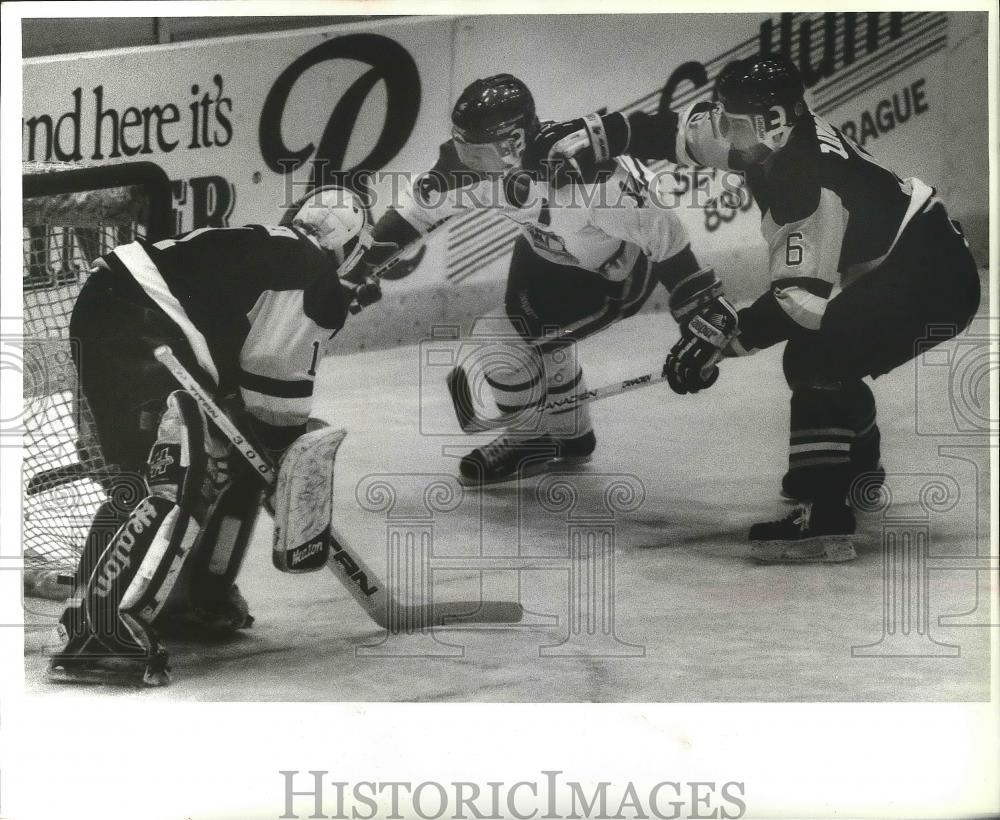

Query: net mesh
<box><xmin>22</xmin><ymin>172</ymin><xmax>149</xmax><ymax>595</ymax></box>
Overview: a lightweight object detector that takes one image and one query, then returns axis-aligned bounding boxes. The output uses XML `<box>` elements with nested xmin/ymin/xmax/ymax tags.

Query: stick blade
<box><xmin>429</xmin><ymin>600</ymin><xmax>524</xmax><ymax>627</ymax></box>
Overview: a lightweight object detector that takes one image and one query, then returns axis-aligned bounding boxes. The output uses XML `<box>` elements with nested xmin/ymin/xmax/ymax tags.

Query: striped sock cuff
<box><xmin>789</xmin><ymin>426</ymin><xmax>853</xmax><ymax>468</ymax></box>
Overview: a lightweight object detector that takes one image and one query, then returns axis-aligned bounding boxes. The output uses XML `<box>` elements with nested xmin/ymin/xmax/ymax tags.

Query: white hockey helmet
<box><xmin>290</xmin><ymin>185</ymin><xmax>372</xmax><ymax>274</ymax></box>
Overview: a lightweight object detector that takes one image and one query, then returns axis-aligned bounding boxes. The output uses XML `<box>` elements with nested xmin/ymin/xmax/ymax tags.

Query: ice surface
<box><xmin>22</xmin><ymin>300</ymin><xmax>994</xmax><ymax>701</ymax></box>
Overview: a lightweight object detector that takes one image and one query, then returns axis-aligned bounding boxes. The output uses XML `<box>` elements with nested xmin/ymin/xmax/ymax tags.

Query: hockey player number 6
<box><xmin>785</xmin><ymin>232</ymin><xmax>804</xmax><ymax>266</ymax></box>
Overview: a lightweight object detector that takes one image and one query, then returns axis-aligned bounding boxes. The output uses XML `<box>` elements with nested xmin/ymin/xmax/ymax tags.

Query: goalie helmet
<box><xmin>713</xmin><ymin>56</ymin><xmax>808</xmax><ymax>154</ymax></box>
<box><xmin>288</xmin><ymin>186</ymin><xmax>372</xmax><ymax>275</ymax></box>
<box><xmin>451</xmin><ymin>74</ymin><xmax>539</xmax><ymax>173</ymax></box>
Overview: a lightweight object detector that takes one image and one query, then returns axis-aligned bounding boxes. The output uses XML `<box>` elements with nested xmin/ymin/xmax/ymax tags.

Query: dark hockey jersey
<box><xmin>622</xmin><ymin>104</ymin><xmax>934</xmax><ymax>349</ymax></box>
<box><xmin>101</xmin><ymin>224</ymin><xmax>350</xmax><ymax>430</ymax></box>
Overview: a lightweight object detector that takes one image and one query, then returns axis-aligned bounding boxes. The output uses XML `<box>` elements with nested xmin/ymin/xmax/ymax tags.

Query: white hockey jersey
<box><xmin>395</xmin><ymin>142</ymin><xmax>691</xmax><ymax>280</ymax></box>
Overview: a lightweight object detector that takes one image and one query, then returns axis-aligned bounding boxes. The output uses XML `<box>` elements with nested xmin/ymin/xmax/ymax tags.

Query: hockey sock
<box><xmin>786</xmin><ymin>385</ymin><xmax>856</xmax><ymax>501</ymax></box>
<box><xmin>847</xmin><ymin>381</ymin><xmax>880</xmax><ymax>470</ymax></box>
<box><xmin>541</xmin><ymin>342</ymin><xmax>594</xmax><ymax>440</ymax></box>
<box><xmin>484</xmin><ymin>344</ymin><xmax>545</xmax><ymax>425</ymax></box>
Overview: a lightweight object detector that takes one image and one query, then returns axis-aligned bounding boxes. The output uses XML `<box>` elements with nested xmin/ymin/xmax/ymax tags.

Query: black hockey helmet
<box><xmin>714</xmin><ymin>56</ymin><xmax>808</xmax><ymax>152</ymax></box>
<box><xmin>451</xmin><ymin>74</ymin><xmax>539</xmax><ymax>172</ymax></box>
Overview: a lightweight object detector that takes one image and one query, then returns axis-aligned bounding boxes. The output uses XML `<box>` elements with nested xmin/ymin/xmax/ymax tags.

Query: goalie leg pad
<box><xmin>155</xmin><ymin>467</ymin><xmax>264</xmax><ymax>634</ymax></box>
<box><xmin>272</xmin><ymin>427</ymin><xmax>348</xmax><ymax>573</ymax></box>
<box><xmin>146</xmin><ymin>390</ymin><xmax>212</xmax><ymax>514</ymax></box>
<box><xmin>115</xmin><ymin>497</ymin><xmax>201</xmax><ymax>640</ymax></box>
<box><xmin>72</xmin><ymin>494</ymin><xmax>199</xmax><ymax>657</ymax></box>
<box><xmin>194</xmin><ymin>472</ymin><xmax>264</xmax><ymax>585</ymax></box>
<box><xmin>54</xmin><ymin>389</ymin><xmax>213</xmax><ymax>661</ymax></box>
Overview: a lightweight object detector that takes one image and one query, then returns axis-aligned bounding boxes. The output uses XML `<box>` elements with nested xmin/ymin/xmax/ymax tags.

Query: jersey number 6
<box><xmin>785</xmin><ymin>232</ymin><xmax>804</xmax><ymax>266</ymax></box>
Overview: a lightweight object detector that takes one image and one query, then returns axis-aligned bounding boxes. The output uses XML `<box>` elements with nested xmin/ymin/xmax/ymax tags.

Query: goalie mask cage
<box><xmin>21</xmin><ymin>161</ymin><xmax>173</xmax><ymax>599</ymax></box>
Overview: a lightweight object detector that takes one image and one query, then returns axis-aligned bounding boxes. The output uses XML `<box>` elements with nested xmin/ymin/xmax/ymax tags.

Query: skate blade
<box><xmin>457</xmin><ymin>456</ymin><xmax>555</xmax><ymax>488</ymax></box>
<box><xmin>750</xmin><ymin>535</ymin><xmax>857</xmax><ymax>564</ymax></box>
<box><xmin>457</xmin><ymin>454</ymin><xmax>594</xmax><ymax>487</ymax></box>
<box><xmin>549</xmin><ymin>454</ymin><xmax>594</xmax><ymax>469</ymax></box>
<box><xmin>47</xmin><ymin>658</ymin><xmax>169</xmax><ymax>688</ymax></box>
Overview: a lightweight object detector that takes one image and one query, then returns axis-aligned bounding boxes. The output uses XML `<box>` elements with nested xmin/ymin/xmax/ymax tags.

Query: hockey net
<box><xmin>21</xmin><ymin>161</ymin><xmax>173</xmax><ymax>599</ymax></box>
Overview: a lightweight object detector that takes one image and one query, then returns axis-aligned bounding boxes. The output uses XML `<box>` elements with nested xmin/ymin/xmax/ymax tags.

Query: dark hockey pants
<box><xmin>781</xmin><ymin>203</ymin><xmax>981</xmax><ymax>501</ymax></box>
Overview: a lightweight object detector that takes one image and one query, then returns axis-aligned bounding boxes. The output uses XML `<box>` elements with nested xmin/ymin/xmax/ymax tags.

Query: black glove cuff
<box><xmin>602</xmin><ymin>112</ymin><xmax>632</xmax><ymax>156</ymax></box>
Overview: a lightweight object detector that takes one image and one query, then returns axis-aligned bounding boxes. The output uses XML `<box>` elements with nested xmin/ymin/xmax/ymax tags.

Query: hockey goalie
<box><xmin>48</xmin><ymin>187</ymin><xmax>376</xmax><ymax>685</ymax></box>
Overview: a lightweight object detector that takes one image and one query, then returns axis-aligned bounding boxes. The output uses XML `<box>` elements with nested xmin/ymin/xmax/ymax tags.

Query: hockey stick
<box><xmin>344</xmin><ymin>214</ymin><xmax>452</xmax><ymax>311</ymax></box>
<box><xmin>153</xmin><ymin>345</ymin><xmax>523</xmax><ymax>629</ymax></box>
<box><xmin>447</xmin><ymin>364</ymin><xmax>671</xmax><ymax>433</ymax></box>
<box><xmin>25</xmin><ymin>462</ymin><xmax>119</xmax><ymax>495</ymax></box>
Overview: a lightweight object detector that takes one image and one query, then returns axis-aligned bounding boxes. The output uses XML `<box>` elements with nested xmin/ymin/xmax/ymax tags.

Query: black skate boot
<box><xmin>156</xmin><ymin>582</ymin><xmax>253</xmax><ymax>639</ymax></box>
<box><xmin>458</xmin><ymin>431</ymin><xmax>596</xmax><ymax>486</ymax></box>
<box><xmin>749</xmin><ymin>501</ymin><xmax>857</xmax><ymax>564</ymax></box>
<box><xmin>459</xmin><ymin>434</ymin><xmax>559</xmax><ymax>486</ymax></box>
<box><xmin>552</xmin><ymin>430</ymin><xmax>597</xmax><ymax>466</ymax></box>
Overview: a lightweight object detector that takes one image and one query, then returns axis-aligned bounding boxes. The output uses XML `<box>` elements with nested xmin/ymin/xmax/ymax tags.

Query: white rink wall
<box><xmin>22</xmin><ymin>12</ymin><xmax>989</xmax><ymax>353</ymax></box>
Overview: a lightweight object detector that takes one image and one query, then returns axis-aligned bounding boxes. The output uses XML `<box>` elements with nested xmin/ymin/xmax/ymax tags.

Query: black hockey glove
<box><xmin>527</xmin><ymin>113</ymin><xmax>630</xmax><ymax>186</ymax></box>
<box><xmin>663</xmin><ymin>296</ymin><xmax>739</xmax><ymax>394</ymax></box>
<box><xmin>346</xmin><ymin>275</ymin><xmax>382</xmax><ymax>314</ymax></box>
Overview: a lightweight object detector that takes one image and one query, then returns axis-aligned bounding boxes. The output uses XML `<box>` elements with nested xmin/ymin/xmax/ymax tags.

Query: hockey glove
<box><xmin>667</xmin><ymin>267</ymin><xmax>725</xmax><ymax>325</ymax></box>
<box><xmin>347</xmin><ymin>275</ymin><xmax>382</xmax><ymax>314</ymax></box>
<box><xmin>529</xmin><ymin>113</ymin><xmax>630</xmax><ymax>186</ymax></box>
<box><xmin>663</xmin><ymin>296</ymin><xmax>739</xmax><ymax>394</ymax></box>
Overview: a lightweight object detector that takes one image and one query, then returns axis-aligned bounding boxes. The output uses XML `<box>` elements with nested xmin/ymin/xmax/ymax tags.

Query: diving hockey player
<box><xmin>352</xmin><ymin>73</ymin><xmax>724</xmax><ymax>485</ymax></box>
<box><xmin>49</xmin><ymin>187</ymin><xmax>374</xmax><ymax>684</ymax></box>
<box><xmin>531</xmin><ymin>56</ymin><xmax>981</xmax><ymax>562</ymax></box>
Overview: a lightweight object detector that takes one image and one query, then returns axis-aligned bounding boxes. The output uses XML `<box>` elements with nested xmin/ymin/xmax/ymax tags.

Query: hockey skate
<box><xmin>156</xmin><ymin>583</ymin><xmax>254</xmax><ymax>639</ymax></box>
<box><xmin>748</xmin><ymin>501</ymin><xmax>857</xmax><ymax>564</ymax></box>
<box><xmin>459</xmin><ymin>431</ymin><xmax>596</xmax><ymax>486</ymax></box>
<box><xmin>47</xmin><ymin>630</ymin><xmax>171</xmax><ymax>687</ymax></box>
